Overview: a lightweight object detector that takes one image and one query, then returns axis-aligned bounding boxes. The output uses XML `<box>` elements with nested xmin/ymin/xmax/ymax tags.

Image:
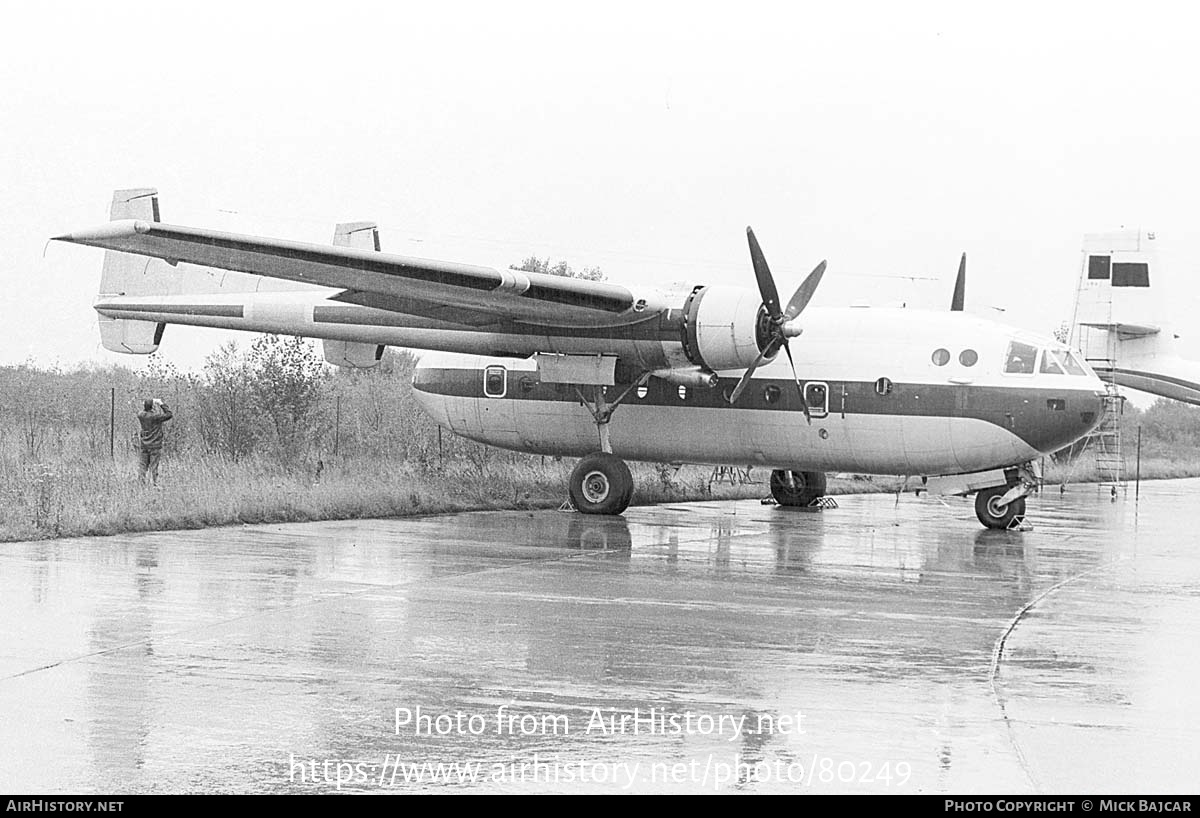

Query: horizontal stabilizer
<box><xmin>1078</xmin><ymin>322</ymin><xmax>1161</xmax><ymax>338</ymax></box>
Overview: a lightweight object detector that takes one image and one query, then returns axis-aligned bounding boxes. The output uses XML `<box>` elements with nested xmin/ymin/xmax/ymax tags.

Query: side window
<box><xmin>804</xmin><ymin>382</ymin><xmax>829</xmax><ymax>418</ymax></box>
<box><xmin>484</xmin><ymin>365</ymin><xmax>507</xmax><ymax>398</ymax></box>
<box><xmin>1003</xmin><ymin>342</ymin><xmax>1038</xmax><ymax>375</ymax></box>
<box><xmin>1087</xmin><ymin>255</ymin><xmax>1111</xmax><ymax>280</ymax></box>
<box><xmin>1112</xmin><ymin>262</ymin><xmax>1150</xmax><ymax>287</ymax></box>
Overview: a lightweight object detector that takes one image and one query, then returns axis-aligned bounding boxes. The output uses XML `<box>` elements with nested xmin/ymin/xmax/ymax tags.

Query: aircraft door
<box><xmin>478</xmin><ymin>365</ymin><xmax>520</xmax><ymax>446</ymax></box>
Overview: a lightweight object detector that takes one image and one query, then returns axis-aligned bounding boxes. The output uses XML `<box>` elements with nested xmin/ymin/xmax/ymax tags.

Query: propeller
<box><xmin>727</xmin><ymin>227</ymin><xmax>827</xmax><ymax>423</ymax></box>
<box><xmin>950</xmin><ymin>252</ymin><xmax>966</xmax><ymax>311</ymax></box>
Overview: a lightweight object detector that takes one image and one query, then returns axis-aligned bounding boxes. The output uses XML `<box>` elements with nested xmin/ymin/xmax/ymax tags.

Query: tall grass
<box><xmin>0</xmin><ymin>451</ymin><xmax>774</xmax><ymax>541</ymax></box>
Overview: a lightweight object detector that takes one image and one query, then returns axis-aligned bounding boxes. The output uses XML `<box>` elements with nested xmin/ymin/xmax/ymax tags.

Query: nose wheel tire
<box><xmin>569</xmin><ymin>452</ymin><xmax>634</xmax><ymax>515</ymax></box>
<box><xmin>974</xmin><ymin>486</ymin><xmax>1027</xmax><ymax>529</ymax></box>
<box><xmin>769</xmin><ymin>470</ymin><xmax>828</xmax><ymax>507</ymax></box>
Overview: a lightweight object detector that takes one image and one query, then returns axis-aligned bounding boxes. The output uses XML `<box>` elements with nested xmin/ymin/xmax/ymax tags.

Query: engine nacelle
<box><xmin>680</xmin><ymin>285</ymin><xmax>771</xmax><ymax>372</ymax></box>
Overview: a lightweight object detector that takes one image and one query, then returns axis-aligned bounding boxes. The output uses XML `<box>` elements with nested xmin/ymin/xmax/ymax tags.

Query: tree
<box><xmin>245</xmin><ymin>335</ymin><xmax>328</xmax><ymax>462</ymax></box>
<box><xmin>198</xmin><ymin>341</ymin><xmax>259</xmax><ymax>461</ymax></box>
<box><xmin>510</xmin><ymin>255</ymin><xmax>605</xmax><ymax>282</ymax></box>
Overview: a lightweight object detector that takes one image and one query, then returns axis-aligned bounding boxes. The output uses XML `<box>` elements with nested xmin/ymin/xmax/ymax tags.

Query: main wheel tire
<box><xmin>769</xmin><ymin>470</ymin><xmax>828</xmax><ymax>507</ymax></box>
<box><xmin>974</xmin><ymin>486</ymin><xmax>1027</xmax><ymax>529</ymax></box>
<box><xmin>569</xmin><ymin>452</ymin><xmax>634</xmax><ymax>515</ymax></box>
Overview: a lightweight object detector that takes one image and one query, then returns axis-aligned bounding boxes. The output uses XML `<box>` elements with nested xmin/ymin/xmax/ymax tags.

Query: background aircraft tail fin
<box><xmin>1069</xmin><ymin>229</ymin><xmax>1174</xmax><ymax>367</ymax></box>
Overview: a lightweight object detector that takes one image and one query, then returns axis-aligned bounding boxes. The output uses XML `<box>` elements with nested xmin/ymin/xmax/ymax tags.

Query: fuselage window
<box><xmin>1112</xmin><ymin>262</ymin><xmax>1150</xmax><ymax>287</ymax></box>
<box><xmin>484</xmin><ymin>366</ymin><xmax>507</xmax><ymax>398</ymax></box>
<box><xmin>875</xmin><ymin>377</ymin><xmax>893</xmax><ymax>396</ymax></box>
<box><xmin>932</xmin><ymin>348</ymin><xmax>950</xmax><ymax>366</ymax></box>
<box><xmin>804</xmin><ymin>382</ymin><xmax>829</xmax><ymax>417</ymax></box>
<box><xmin>959</xmin><ymin>349</ymin><xmax>978</xmax><ymax>367</ymax></box>
<box><xmin>763</xmin><ymin>384</ymin><xmax>782</xmax><ymax>405</ymax></box>
<box><xmin>1004</xmin><ymin>341</ymin><xmax>1038</xmax><ymax>374</ymax></box>
<box><xmin>677</xmin><ymin>385</ymin><xmax>688</xmax><ymax>400</ymax></box>
<box><xmin>636</xmin><ymin>384</ymin><xmax>649</xmax><ymax>399</ymax></box>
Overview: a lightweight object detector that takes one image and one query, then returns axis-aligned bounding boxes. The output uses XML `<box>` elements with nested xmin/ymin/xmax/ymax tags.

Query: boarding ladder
<box><xmin>1091</xmin><ymin>383</ymin><xmax>1127</xmax><ymax>492</ymax></box>
<box><xmin>1071</xmin><ymin>295</ymin><xmax>1128</xmax><ymax>493</ymax></box>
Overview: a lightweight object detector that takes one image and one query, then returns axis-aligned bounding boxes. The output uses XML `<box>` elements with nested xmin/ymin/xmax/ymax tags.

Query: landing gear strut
<box><xmin>769</xmin><ymin>470</ymin><xmax>828</xmax><ymax>507</ymax></box>
<box><xmin>569</xmin><ymin>381</ymin><xmax>643</xmax><ymax>515</ymax></box>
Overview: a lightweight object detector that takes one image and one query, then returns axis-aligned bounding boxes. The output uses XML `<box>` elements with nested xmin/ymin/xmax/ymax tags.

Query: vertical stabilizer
<box><xmin>1069</xmin><ymin>229</ymin><xmax>1171</xmax><ymax>368</ymax></box>
<box><xmin>93</xmin><ymin>188</ymin><xmax>322</xmax><ymax>354</ymax></box>
<box><xmin>324</xmin><ymin>222</ymin><xmax>386</xmax><ymax>368</ymax></box>
<box><xmin>97</xmin><ymin>189</ymin><xmax>166</xmax><ymax>352</ymax></box>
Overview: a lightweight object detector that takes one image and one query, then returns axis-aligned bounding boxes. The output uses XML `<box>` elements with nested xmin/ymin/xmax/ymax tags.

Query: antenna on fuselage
<box><xmin>950</xmin><ymin>252</ymin><xmax>966</xmax><ymax>311</ymax></box>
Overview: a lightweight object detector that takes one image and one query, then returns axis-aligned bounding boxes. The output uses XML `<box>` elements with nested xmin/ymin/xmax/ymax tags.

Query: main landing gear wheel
<box><xmin>974</xmin><ymin>486</ymin><xmax>1027</xmax><ymax>529</ymax></box>
<box><xmin>569</xmin><ymin>452</ymin><xmax>634</xmax><ymax>515</ymax></box>
<box><xmin>769</xmin><ymin>470</ymin><xmax>828</xmax><ymax>507</ymax></box>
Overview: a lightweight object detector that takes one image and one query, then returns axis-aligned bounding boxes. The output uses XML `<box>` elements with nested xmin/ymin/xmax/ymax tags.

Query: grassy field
<box><xmin>0</xmin><ymin>448</ymin><xmax>910</xmax><ymax>542</ymax></box>
<box><xmin>6</xmin><ymin>444</ymin><xmax>1194</xmax><ymax>543</ymax></box>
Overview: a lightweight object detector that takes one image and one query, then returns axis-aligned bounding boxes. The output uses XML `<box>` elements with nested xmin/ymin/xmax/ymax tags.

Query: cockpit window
<box><xmin>1004</xmin><ymin>341</ymin><xmax>1038</xmax><ymax>374</ymax></box>
<box><xmin>1061</xmin><ymin>351</ymin><xmax>1088</xmax><ymax>376</ymax></box>
<box><xmin>1039</xmin><ymin>351</ymin><xmax>1065</xmax><ymax>375</ymax></box>
<box><xmin>1039</xmin><ymin>349</ymin><xmax>1089</xmax><ymax>376</ymax></box>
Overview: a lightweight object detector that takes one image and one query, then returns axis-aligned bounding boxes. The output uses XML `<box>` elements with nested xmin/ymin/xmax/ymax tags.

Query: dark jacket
<box><xmin>137</xmin><ymin>405</ymin><xmax>173</xmax><ymax>452</ymax></box>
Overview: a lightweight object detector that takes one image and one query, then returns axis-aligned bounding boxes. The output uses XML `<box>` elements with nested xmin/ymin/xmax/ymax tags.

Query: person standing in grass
<box><xmin>137</xmin><ymin>398</ymin><xmax>173</xmax><ymax>484</ymax></box>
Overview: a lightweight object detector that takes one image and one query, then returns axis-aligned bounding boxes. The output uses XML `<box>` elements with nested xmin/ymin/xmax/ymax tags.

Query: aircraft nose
<box><xmin>1018</xmin><ymin>390</ymin><xmax>1108</xmax><ymax>456</ymax></box>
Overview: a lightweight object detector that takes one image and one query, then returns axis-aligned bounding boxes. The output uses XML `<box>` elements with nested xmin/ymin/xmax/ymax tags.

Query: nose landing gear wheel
<box><xmin>569</xmin><ymin>452</ymin><xmax>634</xmax><ymax>515</ymax></box>
<box><xmin>974</xmin><ymin>485</ymin><xmax>1027</xmax><ymax>529</ymax></box>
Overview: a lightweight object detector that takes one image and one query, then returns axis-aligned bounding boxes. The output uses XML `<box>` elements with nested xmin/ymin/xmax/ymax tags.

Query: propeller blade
<box><xmin>782</xmin><ymin>260</ymin><xmax>827</xmax><ymax>322</ymax></box>
<box><xmin>782</xmin><ymin>342</ymin><xmax>812</xmax><ymax>424</ymax></box>
<box><xmin>950</xmin><ymin>252</ymin><xmax>966</xmax><ymax>311</ymax></box>
<box><xmin>727</xmin><ymin>345</ymin><xmax>776</xmax><ymax>404</ymax></box>
<box><xmin>746</xmin><ymin>226</ymin><xmax>782</xmax><ymax>320</ymax></box>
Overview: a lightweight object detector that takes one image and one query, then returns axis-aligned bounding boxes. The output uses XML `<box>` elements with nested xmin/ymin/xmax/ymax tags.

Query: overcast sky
<box><xmin>4</xmin><ymin>2</ymin><xmax>1200</xmax><ymax>391</ymax></box>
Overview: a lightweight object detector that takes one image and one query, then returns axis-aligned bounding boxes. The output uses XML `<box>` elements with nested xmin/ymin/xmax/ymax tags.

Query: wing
<box><xmin>55</xmin><ymin>219</ymin><xmax>640</xmax><ymax>328</ymax></box>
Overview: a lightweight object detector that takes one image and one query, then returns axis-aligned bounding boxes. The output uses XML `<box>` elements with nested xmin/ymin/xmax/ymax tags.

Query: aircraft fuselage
<box><xmin>412</xmin><ymin>308</ymin><xmax>1107</xmax><ymax>477</ymax></box>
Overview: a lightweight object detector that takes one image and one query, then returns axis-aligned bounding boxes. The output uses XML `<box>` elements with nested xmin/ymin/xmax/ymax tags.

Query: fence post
<box><xmin>1135</xmin><ymin>425</ymin><xmax>1142</xmax><ymax>502</ymax></box>
<box><xmin>110</xmin><ymin>387</ymin><xmax>115</xmax><ymax>458</ymax></box>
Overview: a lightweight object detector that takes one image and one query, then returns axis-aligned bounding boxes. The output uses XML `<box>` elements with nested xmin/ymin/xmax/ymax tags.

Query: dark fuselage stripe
<box><xmin>413</xmin><ymin>368</ymin><xmax>1102</xmax><ymax>454</ymax></box>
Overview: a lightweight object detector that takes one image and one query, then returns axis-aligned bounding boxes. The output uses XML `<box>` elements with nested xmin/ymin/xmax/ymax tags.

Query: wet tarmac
<box><xmin>1</xmin><ymin>479</ymin><xmax>1197</xmax><ymax>794</ymax></box>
